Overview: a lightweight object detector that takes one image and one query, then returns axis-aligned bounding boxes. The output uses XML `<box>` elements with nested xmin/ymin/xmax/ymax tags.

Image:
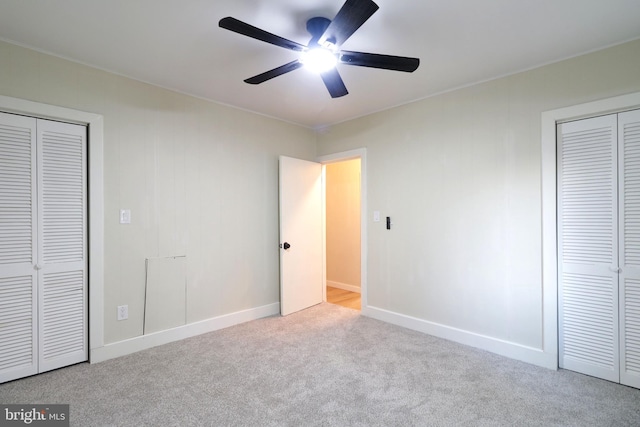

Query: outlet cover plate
<box><xmin>117</xmin><ymin>305</ymin><xmax>128</xmax><ymax>321</ymax></box>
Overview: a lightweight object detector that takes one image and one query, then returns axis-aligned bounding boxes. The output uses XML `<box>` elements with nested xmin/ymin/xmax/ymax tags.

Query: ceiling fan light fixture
<box><xmin>300</xmin><ymin>47</ymin><xmax>338</xmax><ymax>73</ymax></box>
<box><xmin>219</xmin><ymin>0</ymin><xmax>419</xmax><ymax>98</ymax></box>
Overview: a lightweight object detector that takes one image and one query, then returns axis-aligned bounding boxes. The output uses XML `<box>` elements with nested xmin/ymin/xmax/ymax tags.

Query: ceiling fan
<box><xmin>219</xmin><ymin>0</ymin><xmax>420</xmax><ymax>98</ymax></box>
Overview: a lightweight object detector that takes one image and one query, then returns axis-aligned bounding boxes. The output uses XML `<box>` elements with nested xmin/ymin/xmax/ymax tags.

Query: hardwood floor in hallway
<box><xmin>326</xmin><ymin>286</ymin><xmax>361</xmax><ymax>310</ymax></box>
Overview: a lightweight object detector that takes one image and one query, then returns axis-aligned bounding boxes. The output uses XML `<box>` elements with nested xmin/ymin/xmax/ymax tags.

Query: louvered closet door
<box><xmin>619</xmin><ymin>109</ymin><xmax>640</xmax><ymax>389</ymax></box>
<box><xmin>558</xmin><ymin>114</ymin><xmax>620</xmax><ymax>382</ymax></box>
<box><xmin>0</xmin><ymin>112</ymin><xmax>86</xmax><ymax>383</ymax></box>
<box><xmin>36</xmin><ymin>119</ymin><xmax>87</xmax><ymax>373</ymax></box>
<box><xmin>0</xmin><ymin>112</ymin><xmax>38</xmax><ymax>383</ymax></box>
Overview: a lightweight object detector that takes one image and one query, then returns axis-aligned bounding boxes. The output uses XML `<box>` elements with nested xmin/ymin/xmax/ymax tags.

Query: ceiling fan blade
<box><xmin>319</xmin><ymin>0</ymin><xmax>379</xmax><ymax>47</ymax></box>
<box><xmin>244</xmin><ymin>60</ymin><xmax>304</xmax><ymax>85</ymax></box>
<box><xmin>219</xmin><ymin>17</ymin><xmax>306</xmax><ymax>52</ymax></box>
<box><xmin>339</xmin><ymin>50</ymin><xmax>420</xmax><ymax>72</ymax></box>
<box><xmin>320</xmin><ymin>68</ymin><xmax>349</xmax><ymax>98</ymax></box>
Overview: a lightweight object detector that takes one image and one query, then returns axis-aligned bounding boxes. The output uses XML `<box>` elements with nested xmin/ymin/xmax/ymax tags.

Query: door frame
<box><xmin>317</xmin><ymin>148</ymin><xmax>367</xmax><ymax>310</ymax></box>
<box><xmin>541</xmin><ymin>91</ymin><xmax>640</xmax><ymax>370</ymax></box>
<box><xmin>0</xmin><ymin>95</ymin><xmax>105</xmax><ymax>359</ymax></box>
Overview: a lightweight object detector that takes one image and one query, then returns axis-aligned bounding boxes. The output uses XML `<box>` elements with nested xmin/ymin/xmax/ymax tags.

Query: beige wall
<box><xmin>3</xmin><ymin>34</ymin><xmax>640</xmax><ymax>366</ymax></box>
<box><xmin>0</xmin><ymin>40</ymin><xmax>317</xmax><ymax>345</ymax></box>
<box><xmin>326</xmin><ymin>159</ymin><xmax>361</xmax><ymax>291</ymax></box>
<box><xmin>317</xmin><ymin>39</ymin><xmax>640</xmax><ymax>352</ymax></box>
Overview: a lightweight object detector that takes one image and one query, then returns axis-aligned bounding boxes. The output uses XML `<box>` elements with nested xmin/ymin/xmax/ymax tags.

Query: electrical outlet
<box><xmin>117</xmin><ymin>305</ymin><xmax>128</xmax><ymax>321</ymax></box>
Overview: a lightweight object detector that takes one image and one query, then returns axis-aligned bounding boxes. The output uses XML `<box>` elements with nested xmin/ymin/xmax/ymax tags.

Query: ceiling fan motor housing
<box><xmin>306</xmin><ymin>17</ymin><xmax>332</xmax><ymax>46</ymax></box>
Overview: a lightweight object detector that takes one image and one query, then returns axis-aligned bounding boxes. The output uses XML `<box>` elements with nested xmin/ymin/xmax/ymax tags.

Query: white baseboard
<box><xmin>90</xmin><ymin>302</ymin><xmax>279</xmax><ymax>363</ymax></box>
<box><xmin>326</xmin><ymin>280</ymin><xmax>361</xmax><ymax>293</ymax></box>
<box><xmin>362</xmin><ymin>305</ymin><xmax>557</xmax><ymax>370</ymax></box>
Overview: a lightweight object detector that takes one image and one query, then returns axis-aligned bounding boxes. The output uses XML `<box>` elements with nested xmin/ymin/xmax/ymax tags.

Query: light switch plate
<box><xmin>373</xmin><ymin>211</ymin><xmax>380</xmax><ymax>222</ymax></box>
<box><xmin>120</xmin><ymin>209</ymin><xmax>131</xmax><ymax>224</ymax></box>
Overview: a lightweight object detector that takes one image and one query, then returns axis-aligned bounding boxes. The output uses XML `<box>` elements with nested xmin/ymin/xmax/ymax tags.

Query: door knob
<box><xmin>283</xmin><ymin>242</ymin><xmax>291</xmax><ymax>250</ymax></box>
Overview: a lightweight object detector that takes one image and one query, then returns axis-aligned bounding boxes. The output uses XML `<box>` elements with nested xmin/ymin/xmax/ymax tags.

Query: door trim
<box><xmin>0</xmin><ymin>95</ymin><xmax>105</xmax><ymax>358</ymax></box>
<box><xmin>541</xmin><ymin>91</ymin><xmax>640</xmax><ymax>370</ymax></box>
<box><xmin>317</xmin><ymin>148</ymin><xmax>367</xmax><ymax>310</ymax></box>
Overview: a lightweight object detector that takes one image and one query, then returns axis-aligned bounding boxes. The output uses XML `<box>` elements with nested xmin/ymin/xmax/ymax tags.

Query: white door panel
<box><xmin>558</xmin><ymin>114</ymin><xmax>620</xmax><ymax>381</ymax></box>
<box><xmin>0</xmin><ymin>113</ymin><xmax>87</xmax><ymax>383</ymax></box>
<box><xmin>36</xmin><ymin>119</ymin><xmax>87</xmax><ymax>373</ymax></box>
<box><xmin>619</xmin><ymin>108</ymin><xmax>640</xmax><ymax>389</ymax></box>
<box><xmin>279</xmin><ymin>156</ymin><xmax>323</xmax><ymax>316</ymax></box>
<box><xmin>559</xmin><ymin>109</ymin><xmax>640</xmax><ymax>389</ymax></box>
<box><xmin>0</xmin><ymin>112</ymin><xmax>38</xmax><ymax>383</ymax></box>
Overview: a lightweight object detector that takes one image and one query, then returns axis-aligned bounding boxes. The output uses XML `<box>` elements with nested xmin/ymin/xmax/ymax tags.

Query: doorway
<box><xmin>325</xmin><ymin>158</ymin><xmax>361</xmax><ymax>310</ymax></box>
<box><xmin>556</xmin><ymin>109</ymin><xmax>640</xmax><ymax>388</ymax></box>
<box><xmin>540</xmin><ymin>92</ymin><xmax>640</xmax><ymax>371</ymax></box>
<box><xmin>0</xmin><ymin>95</ymin><xmax>104</xmax><ymax>364</ymax></box>
<box><xmin>0</xmin><ymin>111</ymin><xmax>88</xmax><ymax>383</ymax></box>
<box><xmin>319</xmin><ymin>148</ymin><xmax>367</xmax><ymax>312</ymax></box>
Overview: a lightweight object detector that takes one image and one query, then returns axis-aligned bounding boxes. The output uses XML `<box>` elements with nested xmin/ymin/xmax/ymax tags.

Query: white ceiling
<box><xmin>1</xmin><ymin>0</ymin><xmax>640</xmax><ymax>129</ymax></box>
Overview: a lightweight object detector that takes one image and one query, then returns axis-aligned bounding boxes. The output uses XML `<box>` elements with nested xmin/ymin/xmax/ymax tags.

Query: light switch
<box><xmin>120</xmin><ymin>209</ymin><xmax>131</xmax><ymax>224</ymax></box>
<box><xmin>373</xmin><ymin>211</ymin><xmax>380</xmax><ymax>222</ymax></box>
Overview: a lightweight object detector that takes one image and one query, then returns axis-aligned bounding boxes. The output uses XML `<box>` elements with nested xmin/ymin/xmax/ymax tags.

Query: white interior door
<box><xmin>0</xmin><ymin>113</ymin><xmax>86</xmax><ymax>383</ymax></box>
<box><xmin>0</xmin><ymin>113</ymin><xmax>38</xmax><ymax>383</ymax></box>
<box><xmin>558</xmin><ymin>110</ymin><xmax>640</xmax><ymax>389</ymax></box>
<box><xmin>279</xmin><ymin>156</ymin><xmax>323</xmax><ymax>316</ymax></box>
<box><xmin>36</xmin><ymin>119</ymin><xmax>87</xmax><ymax>373</ymax></box>
<box><xmin>619</xmin><ymin>109</ymin><xmax>640</xmax><ymax>389</ymax></box>
<box><xmin>557</xmin><ymin>114</ymin><xmax>620</xmax><ymax>382</ymax></box>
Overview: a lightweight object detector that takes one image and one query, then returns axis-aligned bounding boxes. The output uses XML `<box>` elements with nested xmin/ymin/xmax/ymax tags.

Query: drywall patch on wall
<box><xmin>144</xmin><ymin>256</ymin><xmax>186</xmax><ymax>334</ymax></box>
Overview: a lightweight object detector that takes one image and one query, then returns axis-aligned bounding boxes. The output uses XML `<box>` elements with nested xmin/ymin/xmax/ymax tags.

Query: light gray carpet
<box><xmin>1</xmin><ymin>303</ymin><xmax>639</xmax><ymax>426</ymax></box>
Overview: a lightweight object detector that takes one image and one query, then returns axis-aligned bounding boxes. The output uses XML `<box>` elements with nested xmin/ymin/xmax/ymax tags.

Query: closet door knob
<box><xmin>34</xmin><ymin>264</ymin><xmax>43</xmax><ymax>270</ymax></box>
